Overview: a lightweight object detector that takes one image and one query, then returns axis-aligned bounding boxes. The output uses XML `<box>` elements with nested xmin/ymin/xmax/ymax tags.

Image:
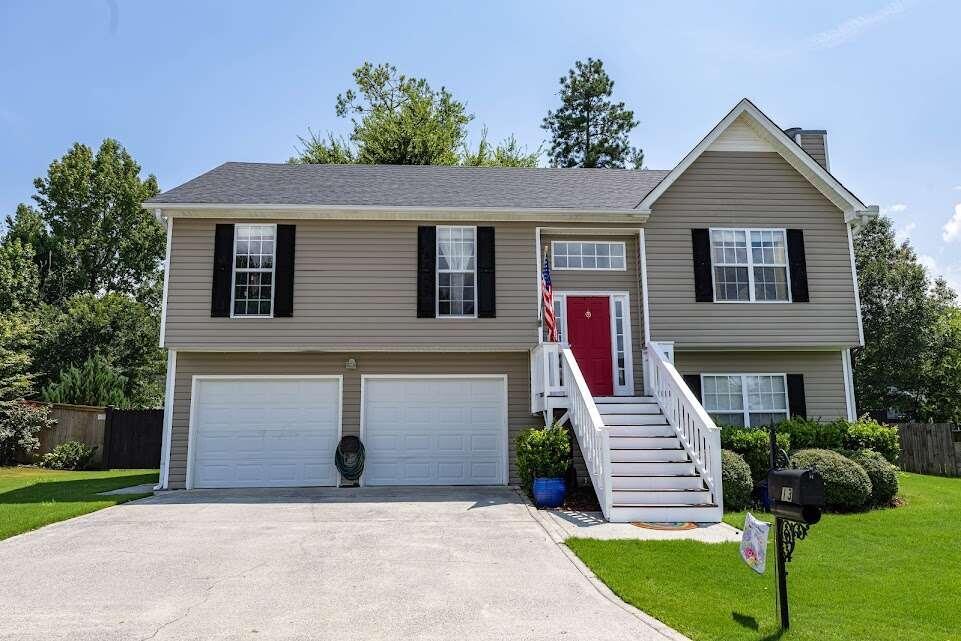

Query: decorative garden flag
<box><xmin>740</xmin><ymin>513</ymin><xmax>770</xmax><ymax>574</ymax></box>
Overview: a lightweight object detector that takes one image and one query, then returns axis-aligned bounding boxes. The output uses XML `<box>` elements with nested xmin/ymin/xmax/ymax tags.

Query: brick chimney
<box><xmin>784</xmin><ymin>127</ymin><xmax>829</xmax><ymax>171</ymax></box>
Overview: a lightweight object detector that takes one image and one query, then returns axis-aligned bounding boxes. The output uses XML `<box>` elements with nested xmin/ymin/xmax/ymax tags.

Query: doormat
<box><xmin>631</xmin><ymin>521</ymin><xmax>698</xmax><ymax>531</ymax></box>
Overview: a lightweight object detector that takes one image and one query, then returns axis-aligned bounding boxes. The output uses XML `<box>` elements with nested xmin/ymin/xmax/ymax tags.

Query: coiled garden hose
<box><xmin>335</xmin><ymin>435</ymin><xmax>365</xmax><ymax>482</ymax></box>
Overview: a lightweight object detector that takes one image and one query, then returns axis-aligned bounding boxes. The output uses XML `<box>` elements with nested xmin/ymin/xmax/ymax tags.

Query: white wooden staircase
<box><xmin>531</xmin><ymin>342</ymin><xmax>723</xmax><ymax>523</ymax></box>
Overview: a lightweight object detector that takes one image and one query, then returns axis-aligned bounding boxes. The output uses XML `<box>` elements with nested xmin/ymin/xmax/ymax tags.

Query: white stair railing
<box><xmin>559</xmin><ymin>348</ymin><xmax>612</xmax><ymax>519</ymax></box>
<box><xmin>645</xmin><ymin>343</ymin><xmax>724</xmax><ymax>511</ymax></box>
<box><xmin>530</xmin><ymin>342</ymin><xmax>565</xmax><ymax>414</ymax></box>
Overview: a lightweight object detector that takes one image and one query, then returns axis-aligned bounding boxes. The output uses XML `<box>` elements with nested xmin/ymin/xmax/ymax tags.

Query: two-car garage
<box><xmin>187</xmin><ymin>375</ymin><xmax>508</xmax><ymax>489</ymax></box>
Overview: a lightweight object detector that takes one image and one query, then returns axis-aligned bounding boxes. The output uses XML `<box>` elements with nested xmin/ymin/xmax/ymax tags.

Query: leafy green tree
<box><xmin>17</xmin><ymin>139</ymin><xmax>163</xmax><ymax>306</ymax></box>
<box><xmin>292</xmin><ymin>130</ymin><xmax>356</xmax><ymax>165</ymax></box>
<box><xmin>542</xmin><ymin>58</ymin><xmax>642</xmax><ymax>169</ymax></box>
<box><xmin>33</xmin><ymin>293</ymin><xmax>164</xmax><ymax>408</ymax></box>
<box><xmin>0</xmin><ymin>239</ymin><xmax>40</xmax><ymax>312</ymax></box>
<box><xmin>0</xmin><ymin>314</ymin><xmax>36</xmax><ymax>402</ymax></box>
<box><xmin>927</xmin><ymin>306</ymin><xmax>961</xmax><ymax>423</ymax></box>
<box><xmin>41</xmin><ymin>355</ymin><xmax>130</xmax><ymax>407</ymax></box>
<box><xmin>853</xmin><ymin>216</ymin><xmax>960</xmax><ymax>420</ymax></box>
<box><xmin>461</xmin><ymin>128</ymin><xmax>540</xmax><ymax>168</ymax></box>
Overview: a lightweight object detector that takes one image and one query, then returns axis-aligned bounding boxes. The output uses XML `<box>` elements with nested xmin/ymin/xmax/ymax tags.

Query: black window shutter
<box><xmin>477</xmin><ymin>226</ymin><xmax>496</xmax><ymax>318</ymax></box>
<box><xmin>211</xmin><ymin>224</ymin><xmax>234</xmax><ymax>317</ymax></box>
<box><xmin>786</xmin><ymin>229</ymin><xmax>809</xmax><ymax>302</ymax></box>
<box><xmin>682</xmin><ymin>374</ymin><xmax>703</xmax><ymax>402</ymax></box>
<box><xmin>417</xmin><ymin>226</ymin><xmax>436</xmax><ymax>318</ymax></box>
<box><xmin>273</xmin><ymin>224</ymin><xmax>296</xmax><ymax>317</ymax></box>
<box><xmin>691</xmin><ymin>229</ymin><xmax>713</xmax><ymax>302</ymax></box>
<box><xmin>787</xmin><ymin>374</ymin><xmax>807</xmax><ymax>418</ymax></box>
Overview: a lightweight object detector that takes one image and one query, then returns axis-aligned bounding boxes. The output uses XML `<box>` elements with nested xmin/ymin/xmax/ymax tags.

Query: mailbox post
<box><xmin>767</xmin><ymin>426</ymin><xmax>824</xmax><ymax>630</ymax></box>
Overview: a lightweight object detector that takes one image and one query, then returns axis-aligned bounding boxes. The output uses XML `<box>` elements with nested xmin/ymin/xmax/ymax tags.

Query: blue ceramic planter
<box><xmin>532</xmin><ymin>477</ymin><xmax>566</xmax><ymax>508</ymax></box>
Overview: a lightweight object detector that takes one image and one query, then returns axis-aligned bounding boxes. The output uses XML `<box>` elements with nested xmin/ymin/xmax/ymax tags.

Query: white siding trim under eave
<box><xmin>159</xmin><ymin>213</ymin><xmax>172</xmax><ymax>348</ymax></box>
<box><xmin>156</xmin><ymin>348</ymin><xmax>176</xmax><ymax>490</ymax></box>
<box><xmin>841</xmin><ymin>349</ymin><xmax>857</xmax><ymax>421</ymax></box>
<box><xmin>638</xmin><ymin>228</ymin><xmax>652</xmax><ymax>345</ymax></box>
<box><xmin>847</xmin><ymin>224</ymin><xmax>865</xmax><ymax>346</ymax></box>
<box><xmin>184</xmin><ymin>374</ymin><xmax>344</xmax><ymax>490</ymax></box>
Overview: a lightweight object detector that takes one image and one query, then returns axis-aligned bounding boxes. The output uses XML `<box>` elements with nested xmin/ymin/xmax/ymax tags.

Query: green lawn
<box><xmin>567</xmin><ymin>473</ymin><xmax>958</xmax><ymax>641</ymax></box>
<box><xmin>0</xmin><ymin>467</ymin><xmax>158</xmax><ymax>540</ymax></box>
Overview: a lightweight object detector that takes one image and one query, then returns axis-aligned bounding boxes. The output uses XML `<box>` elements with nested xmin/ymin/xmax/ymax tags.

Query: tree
<box><xmin>0</xmin><ymin>239</ymin><xmax>40</xmax><ymax>312</ymax></box>
<box><xmin>542</xmin><ymin>58</ymin><xmax>642</xmax><ymax>169</ymax></box>
<box><xmin>853</xmin><ymin>216</ymin><xmax>960</xmax><ymax>420</ymax></box>
<box><xmin>41</xmin><ymin>355</ymin><xmax>131</xmax><ymax>407</ymax></box>
<box><xmin>0</xmin><ymin>313</ymin><xmax>36</xmax><ymax>402</ymax></box>
<box><xmin>292</xmin><ymin>62</ymin><xmax>472</xmax><ymax>165</ymax></box>
<box><xmin>461</xmin><ymin>128</ymin><xmax>540</xmax><ymax>168</ymax></box>
<box><xmin>19</xmin><ymin>139</ymin><xmax>163</xmax><ymax>306</ymax></box>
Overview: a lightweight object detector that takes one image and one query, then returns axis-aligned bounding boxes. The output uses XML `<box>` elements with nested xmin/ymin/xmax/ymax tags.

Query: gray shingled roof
<box><xmin>147</xmin><ymin>162</ymin><xmax>670</xmax><ymax>210</ymax></box>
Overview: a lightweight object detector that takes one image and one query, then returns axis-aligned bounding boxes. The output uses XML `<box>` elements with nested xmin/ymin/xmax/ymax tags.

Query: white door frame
<box><xmin>359</xmin><ymin>374</ymin><xmax>510</xmax><ymax>487</ymax></box>
<box><xmin>186</xmin><ymin>374</ymin><xmax>344</xmax><ymax>490</ymax></box>
<box><xmin>554</xmin><ymin>290</ymin><xmax>635</xmax><ymax>396</ymax></box>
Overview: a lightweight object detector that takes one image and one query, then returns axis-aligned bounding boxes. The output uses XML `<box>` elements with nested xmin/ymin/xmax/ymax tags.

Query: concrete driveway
<box><xmin>0</xmin><ymin>487</ymin><xmax>684</xmax><ymax>641</ymax></box>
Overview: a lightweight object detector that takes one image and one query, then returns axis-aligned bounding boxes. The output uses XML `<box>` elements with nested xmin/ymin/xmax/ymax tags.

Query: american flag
<box><xmin>542</xmin><ymin>251</ymin><xmax>558</xmax><ymax>342</ymax></box>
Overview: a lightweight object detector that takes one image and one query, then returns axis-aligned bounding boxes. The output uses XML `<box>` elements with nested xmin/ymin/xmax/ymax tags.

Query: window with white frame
<box><xmin>711</xmin><ymin>229</ymin><xmax>790</xmax><ymax>302</ymax></box>
<box><xmin>232</xmin><ymin>224</ymin><xmax>275</xmax><ymax>317</ymax></box>
<box><xmin>613</xmin><ymin>298</ymin><xmax>627</xmax><ymax>387</ymax></box>
<box><xmin>436</xmin><ymin>226</ymin><xmax>476</xmax><ymax>317</ymax></box>
<box><xmin>552</xmin><ymin>241</ymin><xmax>626</xmax><ymax>270</ymax></box>
<box><xmin>702</xmin><ymin>374</ymin><xmax>788</xmax><ymax>427</ymax></box>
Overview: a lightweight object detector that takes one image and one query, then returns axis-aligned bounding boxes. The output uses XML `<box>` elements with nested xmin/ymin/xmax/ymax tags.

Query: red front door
<box><xmin>566</xmin><ymin>296</ymin><xmax>613</xmax><ymax>396</ymax></box>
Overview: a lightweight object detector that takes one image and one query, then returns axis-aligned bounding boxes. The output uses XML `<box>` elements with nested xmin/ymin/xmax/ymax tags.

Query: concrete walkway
<box><xmin>0</xmin><ymin>486</ymin><xmax>692</xmax><ymax>641</ymax></box>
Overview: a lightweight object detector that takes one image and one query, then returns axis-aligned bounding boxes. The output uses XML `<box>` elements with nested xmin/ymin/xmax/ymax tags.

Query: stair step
<box><xmin>593</xmin><ymin>395</ymin><xmax>657</xmax><ymax>403</ymax></box>
<box><xmin>608</xmin><ymin>504</ymin><xmax>722</xmax><ymax>524</ymax></box>
<box><xmin>612</xmin><ymin>461</ymin><xmax>696</xmax><ymax>475</ymax></box>
<box><xmin>608</xmin><ymin>425</ymin><xmax>675</xmax><ymax>437</ymax></box>
<box><xmin>611</xmin><ymin>448</ymin><xmax>689</xmax><ymax>463</ymax></box>
<box><xmin>601</xmin><ymin>414</ymin><xmax>669</xmax><ymax>426</ymax></box>
<box><xmin>612</xmin><ymin>489</ymin><xmax>713</xmax><ymax>505</ymax></box>
<box><xmin>594</xmin><ymin>403</ymin><xmax>661</xmax><ymax>414</ymax></box>
<box><xmin>612</xmin><ymin>474</ymin><xmax>705</xmax><ymax>490</ymax></box>
<box><xmin>609</xmin><ymin>435</ymin><xmax>680</xmax><ymax>449</ymax></box>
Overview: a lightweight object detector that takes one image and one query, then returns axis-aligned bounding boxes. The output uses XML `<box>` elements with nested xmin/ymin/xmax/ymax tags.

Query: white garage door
<box><xmin>189</xmin><ymin>377</ymin><xmax>341</xmax><ymax>488</ymax></box>
<box><xmin>362</xmin><ymin>376</ymin><xmax>508</xmax><ymax>485</ymax></box>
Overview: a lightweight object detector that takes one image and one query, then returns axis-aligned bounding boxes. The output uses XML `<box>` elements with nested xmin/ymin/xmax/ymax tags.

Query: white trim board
<box><xmin>185</xmin><ymin>374</ymin><xmax>344</xmax><ymax>490</ymax></box>
<box><xmin>158</xmin><ymin>214</ymin><xmax>172</xmax><ymax>348</ymax></box>
<box><xmin>156</xmin><ymin>349</ymin><xmax>176</xmax><ymax>490</ymax></box>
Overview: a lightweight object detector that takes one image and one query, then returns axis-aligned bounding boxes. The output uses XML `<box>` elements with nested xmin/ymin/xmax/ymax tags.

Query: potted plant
<box><xmin>516</xmin><ymin>424</ymin><xmax>571</xmax><ymax>508</ymax></box>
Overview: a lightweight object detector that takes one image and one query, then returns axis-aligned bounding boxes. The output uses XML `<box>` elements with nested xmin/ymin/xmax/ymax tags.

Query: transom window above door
<box><xmin>710</xmin><ymin>229</ymin><xmax>790</xmax><ymax>302</ymax></box>
<box><xmin>232</xmin><ymin>224</ymin><xmax>275</xmax><ymax>317</ymax></box>
<box><xmin>436</xmin><ymin>226</ymin><xmax>476</xmax><ymax>317</ymax></box>
<box><xmin>552</xmin><ymin>241</ymin><xmax>626</xmax><ymax>270</ymax></box>
<box><xmin>702</xmin><ymin>374</ymin><xmax>788</xmax><ymax>427</ymax></box>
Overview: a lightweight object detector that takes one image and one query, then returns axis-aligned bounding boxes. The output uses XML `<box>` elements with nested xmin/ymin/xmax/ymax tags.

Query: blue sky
<box><xmin>2</xmin><ymin>1</ymin><xmax>959</xmax><ymax>289</ymax></box>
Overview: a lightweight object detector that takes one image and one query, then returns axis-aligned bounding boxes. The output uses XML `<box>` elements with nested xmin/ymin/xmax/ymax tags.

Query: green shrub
<box><xmin>0</xmin><ymin>401</ymin><xmax>56</xmax><ymax>465</ymax></box>
<box><xmin>40</xmin><ymin>440</ymin><xmax>97</xmax><ymax>471</ymax></box>
<box><xmin>849</xmin><ymin>449</ymin><xmax>899</xmax><ymax>506</ymax></box>
<box><xmin>516</xmin><ymin>424</ymin><xmax>571</xmax><ymax>493</ymax></box>
<box><xmin>41</xmin><ymin>356</ymin><xmax>130</xmax><ymax>407</ymax></box>
<box><xmin>791</xmin><ymin>448</ymin><xmax>872</xmax><ymax>511</ymax></box>
<box><xmin>720</xmin><ymin>427</ymin><xmax>790</xmax><ymax>484</ymax></box>
<box><xmin>721</xmin><ymin>449</ymin><xmax>753</xmax><ymax>510</ymax></box>
<box><xmin>843</xmin><ymin>417</ymin><xmax>900</xmax><ymax>465</ymax></box>
<box><xmin>777</xmin><ymin>417</ymin><xmax>848</xmax><ymax>451</ymax></box>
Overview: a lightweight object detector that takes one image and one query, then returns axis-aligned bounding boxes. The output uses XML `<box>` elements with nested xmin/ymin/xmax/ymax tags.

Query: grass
<box><xmin>567</xmin><ymin>473</ymin><xmax>958</xmax><ymax>641</ymax></box>
<box><xmin>0</xmin><ymin>467</ymin><xmax>158</xmax><ymax>540</ymax></box>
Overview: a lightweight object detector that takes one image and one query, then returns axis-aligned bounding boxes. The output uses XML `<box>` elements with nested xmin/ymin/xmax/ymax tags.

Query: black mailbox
<box><xmin>768</xmin><ymin>468</ymin><xmax>825</xmax><ymax>524</ymax></box>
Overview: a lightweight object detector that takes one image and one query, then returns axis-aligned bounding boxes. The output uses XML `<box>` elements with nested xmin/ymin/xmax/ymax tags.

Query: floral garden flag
<box><xmin>740</xmin><ymin>513</ymin><xmax>770</xmax><ymax>575</ymax></box>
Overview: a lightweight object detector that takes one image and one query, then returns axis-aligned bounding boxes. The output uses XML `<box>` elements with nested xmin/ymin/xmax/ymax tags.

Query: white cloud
<box><xmin>943</xmin><ymin>203</ymin><xmax>961</xmax><ymax>243</ymax></box>
<box><xmin>895</xmin><ymin>222</ymin><xmax>916</xmax><ymax>244</ymax></box>
<box><xmin>954</xmin><ymin>186</ymin><xmax>961</xmax><ymax>191</ymax></box>
<box><xmin>881</xmin><ymin>203</ymin><xmax>908</xmax><ymax>216</ymax></box>
<box><xmin>806</xmin><ymin>1</ymin><xmax>914</xmax><ymax>51</ymax></box>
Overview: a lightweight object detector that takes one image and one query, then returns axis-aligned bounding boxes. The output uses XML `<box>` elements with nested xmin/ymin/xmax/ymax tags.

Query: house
<box><xmin>148</xmin><ymin>99</ymin><xmax>876</xmax><ymax>523</ymax></box>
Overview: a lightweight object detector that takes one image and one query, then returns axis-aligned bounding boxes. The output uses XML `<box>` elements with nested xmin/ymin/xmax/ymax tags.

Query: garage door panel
<box><xmin>363</xmin><ymin>377</ymin><xmax>507</xmax><ymax>486</ymax></box>
<box><xmin>191</xmin><ymin>378</ymin><xmax>340</xmax><ymax>489</ymax></box>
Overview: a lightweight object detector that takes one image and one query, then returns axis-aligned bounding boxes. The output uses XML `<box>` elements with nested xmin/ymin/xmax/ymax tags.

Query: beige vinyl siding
<box><xmin>645</xmin><ymin>151</ymin><xmax>860</xmax><ymax>350</ymax></box>
<box><xmin>168</xmin><ymin>351</ymin><xmax>533</xmax><ymax>488</ymax></box>
<box><xmin>797</xmin><ymin>133</ymin><xmax>828</xmax><ymax>169</ymax></box>
<box><xmin>544</xmin><ymin>233</ymin><xmax>645</xmax><ymax>392</ymax></box>
<box><xmin>673</xmin><ymin>350</ymin><xmax>848</xmax><ymax>420</ymax></box>
<box><xmin>164</xmin><ymin>219</ymin><xmax>541</xmax><ymax>351</ymax></box>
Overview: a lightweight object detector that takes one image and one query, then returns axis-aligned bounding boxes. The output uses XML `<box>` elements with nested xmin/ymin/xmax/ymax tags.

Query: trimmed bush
<box><xmin>721</xmin><ymin>449</ymin><xmax>753</xmax><ymax>510</ymax></box>
<box><xmin>777</xmin><ymin>417</ymin><xmax>848</xmax><ymax>451</ymax></box>
<box><xmin>843</xmin><ymin>418</ymin><xmax>900</xmax><ymax>465</ymax></box>
<box><xmin>850</xmin><ymin>449</ymin><xmax>899</xmax><ymax>506</ymax></box>
<box><xmin>720</xmin><ymin>427</ymin><xmax>791</xmax><ymax>484</ymax></box>
<box><xmin>791</xmin><ymin>448</ymin><xmax>872</xmax><ymax>511</ymax></box>
<box><xmin>515</xmin><ymin>424</ymin><xmax>571</xmax><ymax>493</ymax></box>
<box><xmin>40</xmin><ymin>440</ymin><xmax>97</xmax><ymax>471</ymax></box>
<box><xmin>0</xmin><ymin>401</ymin><xmax>56</xmax><ymax>465</ymax></box>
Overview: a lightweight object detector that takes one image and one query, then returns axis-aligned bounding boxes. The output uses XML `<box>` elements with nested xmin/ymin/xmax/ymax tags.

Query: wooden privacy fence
<box><xmin>37</xmin><ymin>404</ymin><xmax>107</xmax><ymax>465</ymax></box>
<box><xmin>897</xmin><ymin>423</ymin><xmax>961</xmax><ymax>477</ymax></box>
<box><xmin>102</xmin><ymin>407</ymin><xmax>164</xmax><ymax>469</ymax></box>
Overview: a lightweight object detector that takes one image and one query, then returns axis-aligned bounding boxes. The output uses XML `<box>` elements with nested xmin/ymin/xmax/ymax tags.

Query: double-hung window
<box><xmin>436</xmin><ymin>226</ymin><xmax>476</xmax><ymax>317</ymax></box>
<box><xmin>711</xmin><ymin>229</ymin><xmax>790</xmax><ymax>302</ymax></box>
<box><xmin>232</xmin><ymin>224</ymin><xmax>275</xmax><ymax>317</ymax></box>
<box><xmin>702</xmin><ymin>374</ymin><xmax>788</xmax><ymax>427</ymax></box>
